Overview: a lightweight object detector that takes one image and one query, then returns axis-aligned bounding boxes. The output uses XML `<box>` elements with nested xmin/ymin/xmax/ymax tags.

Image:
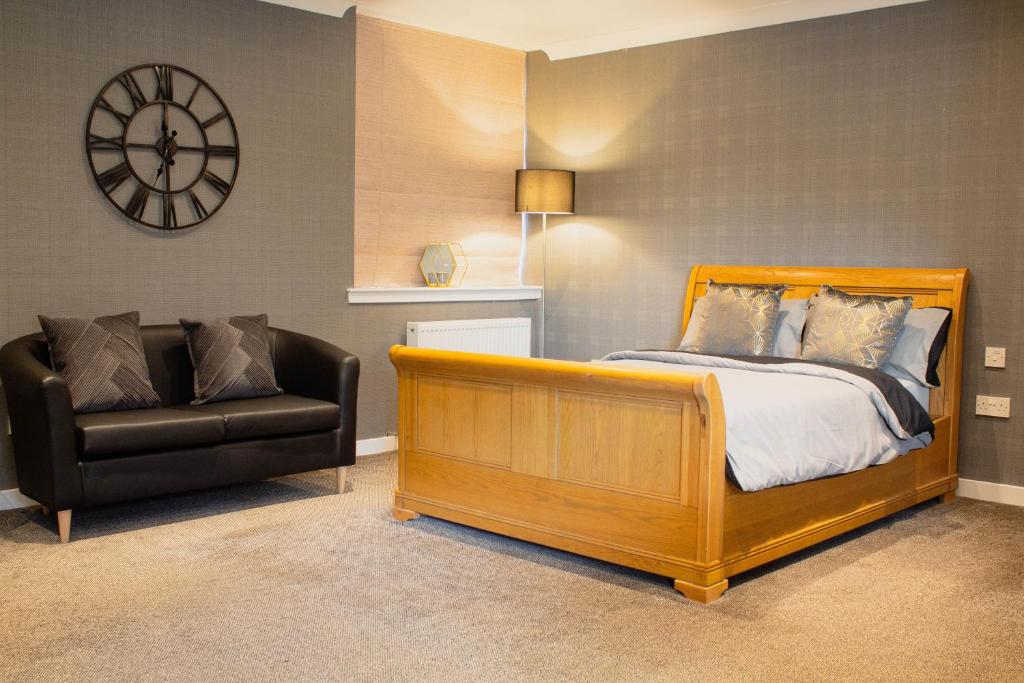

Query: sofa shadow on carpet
<box><xmin>399</xmin><ymin>498</ymin><xmax>962</xmax><ymax>610</ymax></box>
<box><xmin>5</xmin><ymin>469</ymin><xmax>340</xmax><ymax>545</ymax></box>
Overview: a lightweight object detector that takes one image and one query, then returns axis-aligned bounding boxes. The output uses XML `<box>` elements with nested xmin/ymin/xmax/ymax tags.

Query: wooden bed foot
<box><xmin>393</xmin><ymin>507</ymin><xmax>420</xmax><ymax>522</ymax></box>
<box><xmin>336</xmin><ymin>466</ymin><xmax>351</xmax><ymax>494</ymax></box>
<box><xmin>940</xmin><ymin>490</ymin><xmax>956</xmax><ymax>504</ymax></box>
<box><xmin>56</xmin><ymin>509</ymin><xmax>72</xmax><ymax>544</ymax></box>
<box><xmin>674</xmin><ymin>578</ymin><xmax>728</xmax><ymax>604</ymax></box>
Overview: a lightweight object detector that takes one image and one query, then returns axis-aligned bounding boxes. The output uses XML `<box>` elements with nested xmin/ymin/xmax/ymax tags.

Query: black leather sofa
<box><xmin>0</xmin><ymin>325</ymin><xmax>359</xmax><ymax>542</ymax></box>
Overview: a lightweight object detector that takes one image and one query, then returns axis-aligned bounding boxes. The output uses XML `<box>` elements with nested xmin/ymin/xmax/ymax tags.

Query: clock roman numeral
<box><xmin>202</xmin><ymin>169</ymin><xmax>231</xmax><ymax>196</ymax></box>
<box><xmin>201</xmin><ymin>111</ymin><xmax>228</xmax><ymax>129</ymax></box>
<box><xmin>97</xmin><ymin>96</ymin><xmax>131</xmax><ymax>125</ymax></box>
<box><xmin>154</xmin><ymin>65</ymin><xmax>174</xmax><ymax>101</ymax></box>
<box><xmin>116</xmin><ymin>72</ymin><xmax>149</xmax><ymax>110</ymax></box>
<box><xmin>97</xmin><ymin>162</ymin><xmax>132</xmax><ymax>192</ymax></box>
<box><xmin>207</xmin><ymin>145</ymin><xmax>237</xmax><ymax>158</ymax></box>
<box><xmin>188</xmin><ymin>190</ymin><xmax>209</xmax><ymax>220</ymax></box>
<box><xmin>125</xmin><ymin>185</ymin><xmax>150</xmax><ymax>220</ymax></box>
<box><xmin>185</xmin><ymin>81</ymin><xmax>202</xmax><ymax>109</ymax></box>
<box><xmin>162</xmin><ymin>194</ymin><xmax>178</xmax><ymax>228</ymax></box>
<box><xmin>87</xmin><ymin>133</ymin><xmax>124</xmax><ymax>151</ymax></box>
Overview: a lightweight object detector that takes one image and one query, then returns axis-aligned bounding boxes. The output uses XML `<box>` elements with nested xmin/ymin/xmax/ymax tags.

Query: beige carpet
<box><xmin>1</xmin><ymin>453</ymin><xmax>1022</xmax><ymax>682</ymax></box>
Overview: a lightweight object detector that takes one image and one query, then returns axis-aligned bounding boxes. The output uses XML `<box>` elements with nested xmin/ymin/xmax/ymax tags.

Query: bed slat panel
<box><xmin>556</xmin><ymin>391</ymin><xmax>684</xmax><ymax>502</ymax></box>
<box><xmin>403</xmin><ymin>450</ymin><xmax>700</xmax><ymax>559</ymax></box>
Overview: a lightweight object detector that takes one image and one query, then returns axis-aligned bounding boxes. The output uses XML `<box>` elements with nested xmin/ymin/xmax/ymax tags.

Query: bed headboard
<box><xmin>682</xmin><ymin>265</ymin><xmax>970</xmax><ymax>420</ymax></box>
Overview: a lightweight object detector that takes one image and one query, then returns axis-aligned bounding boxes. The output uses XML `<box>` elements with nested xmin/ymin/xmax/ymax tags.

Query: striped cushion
<box><xmin>38</xmin><ymin>311</ymin><xmax>160</xmax><ymax>414</ymax></box>
<box><xmin>179</xmin><ymin>314</ymin><xmax>282</xmax><ymax>405</ymax></box>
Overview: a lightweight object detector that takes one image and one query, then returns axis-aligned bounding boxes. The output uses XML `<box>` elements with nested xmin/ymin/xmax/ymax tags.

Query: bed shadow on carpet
<box><xmin>391</xmin><ymin>494</ymin><xmax>963</xmax><ymax>604</ymax></box>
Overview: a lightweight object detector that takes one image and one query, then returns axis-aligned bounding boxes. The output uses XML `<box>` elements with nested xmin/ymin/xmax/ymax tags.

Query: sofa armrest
<box><xmin>0</xmin><ymin>335</ymin><xmax>82</xmax><ymax>510</ymax></box>
<box><xmin>273</xmin><ymin>330</ymin><xmax>359</xmax><ymax>459</ymax></box>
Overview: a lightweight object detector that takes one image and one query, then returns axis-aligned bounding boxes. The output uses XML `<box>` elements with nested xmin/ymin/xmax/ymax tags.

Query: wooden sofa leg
<box><xmin>56</xmin><ymin>510</ymin><xmax>72</xmax><ymax>544</ymax></box>
<box><xmin>336</xmin><ymin>466</ymin><xmax>351</xmax><ymax>494</ymax></box>
<box><xmin>674</xmin><ymin>578</ymin><xmax>728</xmax><ymax>604</ymax></box>
<box><xmin>40</xmin><ymin>505</ymin><xmax>50</xmax><ymax>516</ymax></box>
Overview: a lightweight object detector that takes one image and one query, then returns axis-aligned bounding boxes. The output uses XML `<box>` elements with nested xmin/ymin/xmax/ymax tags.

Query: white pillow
<box><xmin>882</xmin><ymin>307</ymin><xmax>952</xmax><ymax>388</ymax></box>
<box><xmin>895</xmin><ymin>375</ymin><xmax>931</xmax><ymax>411</ymax></box>
<box><xmin>773</xmin><ymin>299</ymin><xmax>810</xmax><ymax>358</ymax></box>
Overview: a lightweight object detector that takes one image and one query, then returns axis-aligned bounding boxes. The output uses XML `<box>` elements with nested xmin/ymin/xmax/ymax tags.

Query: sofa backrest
<box><xmin>17</xmin><ymin>324</ymin><xmax>280</xmax><ymax>408</ymax></box>
<box><xmin>138</xmin><ymin>325</ymin><xmax>195</xmax><ymax>407</ymax></box>
<box><xmin>139</xmin><ymin>325</ymin><xmax>281</xmax><ymax>407</ymax></box>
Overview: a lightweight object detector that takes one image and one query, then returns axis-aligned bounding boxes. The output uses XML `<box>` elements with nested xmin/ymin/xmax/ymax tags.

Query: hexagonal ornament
<box><xmin>419</xmin><ymin>242</ymin><xmax>467</xmax><ymax>287</ymax></box>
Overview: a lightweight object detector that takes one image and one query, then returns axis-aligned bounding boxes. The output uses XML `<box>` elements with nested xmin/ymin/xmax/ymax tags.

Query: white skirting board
<box><xmin>356</xmin><ymin>434</ymin><xmax>398</xmax><ymax>456</ymax></box>
<box><xmin>0</xmin><ymin>488</ymin><xmax>37</xmax><ymax>511</ymax></box>
<box><xmin>957</xmin><ymin>478</ymin><xmax>1024</xmax><ymax>507</ymax></box>
<box><xmin>2</xmin><ymin>461</ymin><xmax>1017</xmax><ymax>511</ymax></box>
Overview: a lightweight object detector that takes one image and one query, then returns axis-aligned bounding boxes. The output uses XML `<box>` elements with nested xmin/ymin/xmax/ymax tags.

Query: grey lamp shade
<box><xmin>515</xmin><ymin>169</ymin><xmax>575</xmax><ymax>214</ymax></box>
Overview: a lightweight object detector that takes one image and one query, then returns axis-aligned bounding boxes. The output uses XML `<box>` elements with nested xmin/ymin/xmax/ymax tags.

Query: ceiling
<box><xmin>259</xmin><ymin>0</ymin><xmax>925</xmax><ymax>59</ymax></box>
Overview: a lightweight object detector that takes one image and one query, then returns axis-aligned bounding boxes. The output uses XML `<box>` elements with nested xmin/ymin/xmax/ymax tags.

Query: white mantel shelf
<box><xmin>347</xmin><ymin>285</ymin><xmax>542</xmax><ymax>304</ymax></box>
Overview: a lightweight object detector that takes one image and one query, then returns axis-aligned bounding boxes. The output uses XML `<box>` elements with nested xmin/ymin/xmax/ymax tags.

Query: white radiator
<box><xmin>406</xmin><ymin>318</ymin><xmax>532</xmax><ymax>357</ymax></box>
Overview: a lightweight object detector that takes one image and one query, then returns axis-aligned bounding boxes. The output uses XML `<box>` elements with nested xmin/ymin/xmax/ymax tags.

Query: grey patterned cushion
<box><xmin>679</xmin><ymin>280</ymin><xmax>787</xmax><ymax>356</ymax></box>
<box><xmin>801</xmin><ymin>285</ymin><xmax>913</xmax><ymax>369</ymax></box>
<box><xmin>38</xmin><ymin>311</ymin><xmax>160</xmax><ymax>414</ymax></box>
<box><xmin>179</xmin><ymin>314</ymin><xmax>283</xmax><ymax>405</ymax></box>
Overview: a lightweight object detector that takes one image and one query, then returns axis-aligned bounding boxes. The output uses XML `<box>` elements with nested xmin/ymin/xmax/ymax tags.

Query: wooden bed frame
<box><xmin>389</xmin><ymin>266</ymin><xmax>969</xmax><ymax>603</ymax></box>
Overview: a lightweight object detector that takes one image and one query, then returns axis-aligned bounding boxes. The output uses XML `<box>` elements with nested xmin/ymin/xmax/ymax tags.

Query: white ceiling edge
<box><xmin>257</xmin><ymin>1</ymin><xmax>927</xmax><ymax>60</ymax></box>
<box><xmin>533</xmin><ymin>0</ymin><xmax>928</xmax><ymax>61</ymax></box>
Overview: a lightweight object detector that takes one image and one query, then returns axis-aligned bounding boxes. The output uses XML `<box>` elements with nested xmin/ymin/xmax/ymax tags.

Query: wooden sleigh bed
<box><xmin>389</xmin><ymin>266</ymin><xmax>969</xmax><ymax>603</ymax></box>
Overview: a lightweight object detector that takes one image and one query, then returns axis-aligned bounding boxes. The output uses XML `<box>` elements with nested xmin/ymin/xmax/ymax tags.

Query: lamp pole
<box><xmin>541</xmin><ymin>211</ymin><xmax>547</xmax><ymax>359</ymax></box>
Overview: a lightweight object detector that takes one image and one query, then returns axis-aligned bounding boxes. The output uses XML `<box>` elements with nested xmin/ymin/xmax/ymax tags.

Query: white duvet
<box><xmin>596</xmin><ymin>352</ymin><xmax>932</xmax><ymax>492</ymax></box>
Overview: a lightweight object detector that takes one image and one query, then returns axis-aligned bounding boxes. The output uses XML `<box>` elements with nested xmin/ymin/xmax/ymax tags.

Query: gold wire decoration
<box><xmin>419</xmin><ymin>242</ymin><xmax>468</xmax><ymax>288</ymax></box>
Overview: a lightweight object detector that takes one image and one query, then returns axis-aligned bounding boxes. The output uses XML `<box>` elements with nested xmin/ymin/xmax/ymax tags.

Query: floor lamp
<box><xmin>515</xmin><ymin>169</ymin><xmax>575</xmax><ymax>358</ymax></box>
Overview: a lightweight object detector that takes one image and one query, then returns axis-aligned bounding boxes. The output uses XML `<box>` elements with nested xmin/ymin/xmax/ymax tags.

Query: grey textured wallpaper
<box><xmin>0</xmin><ymin>0</ymin><xmax>538</xmax><ymax>490</ymax></box>
<box><xmin>526</xmin><ymin>0</ymin><xmax>1023</xmax><ymax>486</ymax></box>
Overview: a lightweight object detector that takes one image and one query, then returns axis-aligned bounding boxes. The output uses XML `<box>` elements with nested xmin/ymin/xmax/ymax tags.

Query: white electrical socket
<box><xmin>976</xmin><ymin>395</ymin><xmax>1011</xmax><ymax>418</ymax></box>
<box><xmin>984</xmin><ymin>347</ymin><xmax>1006</xmax><ymax>368</ymax></box>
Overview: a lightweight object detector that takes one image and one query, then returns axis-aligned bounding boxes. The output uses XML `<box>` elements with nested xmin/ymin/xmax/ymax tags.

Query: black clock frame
<box><xmin>85</xmin><ymin>63</ymin><xmax>239</xmax><ymax>231</ymax></box>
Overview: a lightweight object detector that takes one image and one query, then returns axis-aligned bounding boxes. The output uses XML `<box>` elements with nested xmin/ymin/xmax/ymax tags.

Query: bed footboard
<box><xmin>389</xmin><ymin>345</ymin><xmax>729</xmax><ymax>600</ymax></box>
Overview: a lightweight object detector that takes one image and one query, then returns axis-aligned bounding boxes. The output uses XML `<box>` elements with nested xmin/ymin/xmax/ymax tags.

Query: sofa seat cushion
<box><xmin>186</xmin><ymin>394</ymin><xmax>340</xmax><ymax>441</ymax></box>
<box><xmin>75</xmin><ymin>408</ymin><xmax>226</xmax><ymax>459</ymax></box>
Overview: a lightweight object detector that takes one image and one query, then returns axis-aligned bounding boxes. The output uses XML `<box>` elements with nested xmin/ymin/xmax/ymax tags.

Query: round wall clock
<box><xmin>85</xmin><ymin>64</ymin><xmax>239</xmax><ymax>230</ymax></box>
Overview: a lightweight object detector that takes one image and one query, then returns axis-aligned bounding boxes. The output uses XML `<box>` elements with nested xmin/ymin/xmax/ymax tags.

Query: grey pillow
<box><xmin>773</xmin><ymin>298</ymin><xmax>810</xmax><ymax>358</ymax></box>
<box><xmin>38</xmin><ymin>311</ymin><xmax>160</xmax><ymax>414</ymax></box>
<box><xmin>179</xmin><ymin>314</ymin><xmax>283</xmax><ymax>405</ymax></box>
<box><xmin>882</xmin><ymin>307</ymin><xmax>952</xmax><ymax>387</ymax></box>
<box><xmin>801</xmin><ymin>285</ymin><xmax>913</xmax><ymax>369</ymax></box>
<box><xmin>679</xmin><ymin>281</ymin><xmax>787</xmax><ymax>356</ymax></box>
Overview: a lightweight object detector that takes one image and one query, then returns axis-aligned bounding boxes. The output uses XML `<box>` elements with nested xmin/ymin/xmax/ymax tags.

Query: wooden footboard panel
<box><xmin>390</xmin><ymin>346</ymin><xmax>728</xmax><ymax>586</ymax></box>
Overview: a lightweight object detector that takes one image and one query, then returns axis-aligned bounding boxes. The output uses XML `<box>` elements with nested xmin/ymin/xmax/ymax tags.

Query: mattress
<box><xmin>597</xmin><ymin>351</ymin><xmax>934</xmax><ymax>492</ymax></box>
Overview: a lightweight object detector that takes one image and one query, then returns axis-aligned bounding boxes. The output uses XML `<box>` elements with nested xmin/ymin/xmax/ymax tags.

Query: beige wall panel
<box><xmin>355</xmin><ymin>15</ymin><xmax>525</xmax><ymax>287</ymax></box>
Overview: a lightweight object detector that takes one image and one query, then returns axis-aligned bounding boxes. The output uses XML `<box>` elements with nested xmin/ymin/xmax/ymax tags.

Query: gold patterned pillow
<box><xmin>801</xmin><ymin>285</ymin><xmax>913</xmax><ymax>369</ymax></box>
<box><xmin>679</xmin><ymin>281</ymin><xmax>787</xmax><ymax>356</ymax></box>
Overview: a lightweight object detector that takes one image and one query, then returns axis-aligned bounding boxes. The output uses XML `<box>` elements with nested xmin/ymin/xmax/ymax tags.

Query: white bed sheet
<box><xmin>597</xmin><ymin>357</ymin><xmax>930</xmax><ymax>492</ymax></box>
